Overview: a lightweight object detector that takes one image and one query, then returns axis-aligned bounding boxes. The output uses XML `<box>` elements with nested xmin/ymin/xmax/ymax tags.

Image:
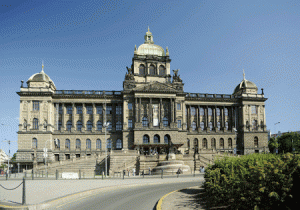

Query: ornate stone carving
<box><xmin>172</xmin><ymin>69</ymin><xmax>182</xmax><ymax>83</ymax></box>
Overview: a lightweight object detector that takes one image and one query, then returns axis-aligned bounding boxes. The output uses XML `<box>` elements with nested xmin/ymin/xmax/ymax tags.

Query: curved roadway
<box><xmin>53</xmin><ymin>180</ymin><xmax>202</xmax><ymax>210</ymax></box>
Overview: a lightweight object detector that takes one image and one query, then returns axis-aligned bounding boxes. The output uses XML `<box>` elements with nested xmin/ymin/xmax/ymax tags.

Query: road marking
<box><xmin>156</xmin><ymin>189</ymin><xmax>179</xmax><ymax>210</ymax></box>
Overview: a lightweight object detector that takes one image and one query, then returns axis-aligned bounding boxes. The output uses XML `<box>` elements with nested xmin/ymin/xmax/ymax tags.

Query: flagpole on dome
<box><xmin>41</xmin><ymin>60</ymin><xmax>44</xmax><ymax>73</ymax></box>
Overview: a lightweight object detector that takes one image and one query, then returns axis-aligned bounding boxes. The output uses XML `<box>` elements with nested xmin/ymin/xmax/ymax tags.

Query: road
<box><xmin>53</xmin><ymin>180</ymin><xmax>202</xmax><ymax>210</ymax></box>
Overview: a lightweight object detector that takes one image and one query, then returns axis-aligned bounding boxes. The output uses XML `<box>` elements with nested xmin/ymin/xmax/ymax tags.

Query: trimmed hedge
<box><xmin>203</xmin><ymin>153</ymin><xmax>300</xmax><ymax>209</ymax></box>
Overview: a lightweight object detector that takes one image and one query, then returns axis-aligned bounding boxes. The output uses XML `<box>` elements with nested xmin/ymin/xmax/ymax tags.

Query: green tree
<box><xmin>11</xmin><ymin>153</ymin><xmax>17</xmax><ymax>162</ymax></box>
<box><xmin>268</xmin><ymin>137</ymin><xmax>278</xmax><ymax>153</ymax></box>
<box><xmin>278</xmin><ymin>132</ymin><xmax>300</xmax><ymax>154</ymax></box>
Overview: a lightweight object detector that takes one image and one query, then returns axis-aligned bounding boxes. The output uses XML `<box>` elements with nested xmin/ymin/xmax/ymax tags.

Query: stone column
<box><xmin>82</xmin><ymin>103</ymin><xmax>86</xmax><ymax>130</ymax></box>
<box><xmin>205</xmin><ymin>106</ymin><xmax>208</xmax><ymax>131</ymax></box>
<box><xmin>231</xmin><ymin>106</ymin><xmax>234</xmax><ymax>130</ymax></box>
<box><xmin>257</xmin><ymin>105</ymin><xmax>261</xmax><ymax>131</ymax></box>
<box><xmin>72</xmin><ymin>103</ymin><xmax>75</xmax><ymax>131</ymax></box>
<box><xmin>222</xmin><ymin>106</ymin><xmax>225</xmax><ymax>130</ymax></box>
<box><xmin>249</xmin><ymin>105</ymin><xmax>252</xmax><ymax>131</ymax></box>
<box><xmin>92</xmin><ymin>103</ymin><xmax>96</xmax><ymax>131</ymax></box>
<box><xmin>139</xmin><ymin>98</ymin><xmax>141</xmax><ymax>122</ymax></box>
<box><xmin>170</xmin><ymin>98</ymin><xmax>174</xmax><ymax>123</ymax></box>
<box><xmin>213</xmin><ymin>106</ymin><xmax>216</xmax><ymax>131</ymax></box>
<box><xmin>263</xmin><ymin>105</ymin><xmax>266</xmax><ymax>131</ymax></box>
<box><xmin>135</xmin><ymin>98</ymin><xmax>138</xmax><ymax>123</ymax></box>
<box><xmin>61</xmin><ymin>103</ymin><xmax>65</xmax><ymax>130</ymax></box>
<box><xmin>160</xmin><ymin>98</ymin><xmax>163</xmax><ymax>128</ymax></box>
<box><xmin>149</xmin><ymin>98</ymin><xmax>153</xmax><ymax>123</ymax></box>
<box><xmin>55</xmin><ymin>103</ymin><xmax>59</xmax><ymax>130</ymax></box>
<box><xmin>102</xmin><ymin>102</ymin><xmax>106</xmax><ymax>127</ymax></box>
<box><xmin>196</xmin><ymin>106</ymin><xmax>199</xmax><ymax>128</ymax></box>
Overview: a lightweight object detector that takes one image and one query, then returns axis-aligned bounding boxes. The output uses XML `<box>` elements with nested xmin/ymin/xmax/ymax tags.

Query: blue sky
<box><xmin>1</xmin><ymin>0</ymin><xmax>299</xmax><ymax>156</ymax></box>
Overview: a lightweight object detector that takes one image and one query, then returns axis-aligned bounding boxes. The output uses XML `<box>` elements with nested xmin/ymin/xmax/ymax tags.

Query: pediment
<box><xmin>133</xmin><ymin>82</ymin><xmax>178</xmax><ymax>92</ymax></box>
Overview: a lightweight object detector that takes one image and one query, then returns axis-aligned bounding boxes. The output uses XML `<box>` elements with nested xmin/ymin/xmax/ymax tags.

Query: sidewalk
<box><xmin>160</xmin><ymin>185</ymin><xmax>206</xmax><ymax>210</ymax></box>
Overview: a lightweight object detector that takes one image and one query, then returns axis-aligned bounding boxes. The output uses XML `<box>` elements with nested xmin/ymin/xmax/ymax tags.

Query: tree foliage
<box><xmin>277</xmin><ymin>132</ymin><xmax>300</xmax><ymax>154</ymax></box>
<box><xmin>268</xmin><ymin>137</ymin><xmax>278</xmax><ymax>153</ymax></box>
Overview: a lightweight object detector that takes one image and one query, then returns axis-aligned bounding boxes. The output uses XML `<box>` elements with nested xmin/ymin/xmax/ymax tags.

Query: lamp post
<box><xmin>2</xmin><ymin>139</ymin><xmax>11</xmax><ymax>176</ymax></box>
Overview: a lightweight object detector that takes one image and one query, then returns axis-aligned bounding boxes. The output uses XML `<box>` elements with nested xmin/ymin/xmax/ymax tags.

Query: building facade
<box><xmin>16</xmin><ymin>29</ymin><xmax>268</xmax><ymax>168</ymax></box>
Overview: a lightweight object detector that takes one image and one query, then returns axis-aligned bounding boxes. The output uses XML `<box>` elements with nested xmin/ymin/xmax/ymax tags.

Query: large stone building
<box><xmin>16</xmin><ymin>29</ymin><xmax>268</xmax><ymax>170</ymax></box>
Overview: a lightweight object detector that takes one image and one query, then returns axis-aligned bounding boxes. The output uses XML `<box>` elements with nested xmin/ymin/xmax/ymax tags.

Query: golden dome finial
<box><xmin>41</xmin><ymin>60</ymin><xmax>44</xmax><ymax>73</ymax></box>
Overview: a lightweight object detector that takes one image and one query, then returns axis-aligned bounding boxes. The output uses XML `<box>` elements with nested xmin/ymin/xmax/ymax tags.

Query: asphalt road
<box><xmin>53</xmin><ymin>180</ymin><xmax>202</xmax><ymax>210</ymax></box>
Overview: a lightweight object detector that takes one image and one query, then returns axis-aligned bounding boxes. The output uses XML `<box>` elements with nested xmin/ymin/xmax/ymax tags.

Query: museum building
<box><xmin>16</xmin><ymin>29</ymin><xmax>268</xmax><ymax>168</ymax></box>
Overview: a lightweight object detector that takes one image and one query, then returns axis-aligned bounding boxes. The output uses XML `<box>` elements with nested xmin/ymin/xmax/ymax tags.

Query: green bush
<box><xmin>203</xmin><ymin>153</ymin><xmax>300</xmax><ymax>209</ymax></box>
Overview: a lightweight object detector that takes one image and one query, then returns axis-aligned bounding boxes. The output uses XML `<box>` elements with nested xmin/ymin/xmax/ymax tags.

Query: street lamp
<box><xmin>233</xmin><ymin>128</ymin><xmax>237</xmax><ymax>155</ymax></box>
<box><xmin>2</xmin><ymin>139</ymin><xmax>11</xmax><ymax>176</ymax></box>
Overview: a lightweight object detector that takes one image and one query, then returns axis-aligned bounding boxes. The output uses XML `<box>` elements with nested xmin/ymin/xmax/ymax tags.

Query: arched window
<box><xmin>159</xmin><ymin>65</ymin><xmax>165</xmax><ymax>76</ymax></box>
<box><xmin>220</xmin><ymin>138</ymin><xmax>224</xmax><ymax>149</ymax></box>
<box><xmin>67</xmin><ymin>121</ymin><xmax>72</xmax><ymax>131</ymax></box>
<box><xmin>97</xmin><ymin>121</ymin><xmax>102</xmax><ymax>131</ymax></box>
<box><xmin>107</xmin><ymin>139</ymin><xmax>112</xmax><ymax>149</ymax></box>
<box><xmin>116</xmin><ymin>121</ymin><xmax>122</xmax><ymax>131</ymax></box>
<box><xmin>96</xmin><ymin>139</ymin><xmax>101</xmax><ymax>149</ymax></box>
<box><xmin>77</xmin><ymin>121</ymin><xmax>82</xmax><ymax>131</ymax></box>
<box><xmin>164</xmin><ymin>135</ymin><xmax>170</xmax><ymax>144</ymax></box>
<box><xmin>252</xmin><ymin>120</ymin><xmax>257</xmax><ymax>130</ymax></box>
<box><xmin>202</xmin><ymin>138</ymin><xmax>207</xmax><ymax>149</ymax></box>
<box><xmin>187</xmin><ymin>139</ymin><xmax>190</xmax><ymax>149</ymax></box>
<box><xmin>58</xmin><ymin>120</ymin><xmax>62</xmax><ymax>130</ymax></box>
<box><xmin>87</xmin><ymin>121</ymin><xmax>92</xmax><ymax>131</ymax></box>
<box><xmin>149</xmin><ymin>65</ymin><xmax>155</xmax><ymax>75</ymax></box>
<box><xmin>116</xmin><ymin>139</ymin><xmax>122</xmax><ymax>149</ymax></box>
<box><xmin>139</xmin><ymin>65</ymin><xmax>145</xmax><ymax>75</ymax></box>
<box><xmin>55</xmin><ymin>139</ymin><xmax>60</xmax><ymax>149</ymax></box>
<box><xmin>200</xmin><ymin>108</ymin><xmax>204</xmax><ymax>116</ymax></box>
<box><xmin>192</xmin><ymin>121</ymin><xmax>196</xmax><ymax>131</ymax></box>
<box><xmin>211</xmin><ymin>138</ymin><xmax>216</xmax><ymax>149</ymax></box>
<box><xmin>228</xmin><ymin>138</ymin><xmax>232</xmax><ymax>148</ymax></box>
<box><xmin>200</xmin><ymin>121</ymin><xmax>205</xmax><ymax>130</ymax></box>
<box><xmin>225</xmin><ymin>121</ymin><xmax>229</xmax><ymax>131</ymax></box>
<box><xmin>65</xmin><ymin>139</ymin><xmax>70</xmax><ymax>149</ymax></box>
<box><xmin>76</xmin><ymin>139</ymin><xmax>81</xmax><ymax>149</ymax></box>
<box><xmin>143</xmin><ymin>135</ymin><xmax>149</xmax><ymax>144</ymax></box>
<box><xmin>209</xmin><ymin>121</ymin><xmax>213</xmax><ymax>131</ymax></box>
<box><xmin>33</xmin><ymin>118</ymin><xmax>39</xmax><ymax>130</ymax></box>
<box><xmin>154</xmin><ymin>135</ymin><xmax>160</xmax><ymax>143</ymax></box>
<box><xmin>163</xmin><ymin>117</ymin><xmax>169</xmax><ymax>127</ymax></box>
<box><xmin>107</xmin><ymin>121</ymin><xmax>112</xmax><ymax>131</ymax></box>
<box><xmin>86</xmin><ymin>139</ymin><xmax>91</xmax><ymax>149</ymax></box>
<box><xmin>142</xmin><ymin>117</ymin><xmax>148</xmax><ymax>127</ymax></box>
<box><xmin>217</xmin><ymin>122</ymin><xmax>221</xmax><ymax>131</ymax></box>
<box><xmin>32</xmin><ymin>138</ymin><xmax>37</xmax><ymax>149</ymax></box>
<box><xmin>254</xmin><ymin>137</ymin><xmax>258</xmax><ymax>147</ymax></box>
<box><xmin>194</xmin><ymin>139</ymin><xmax>198</xmax><ymax>151</ymax></box>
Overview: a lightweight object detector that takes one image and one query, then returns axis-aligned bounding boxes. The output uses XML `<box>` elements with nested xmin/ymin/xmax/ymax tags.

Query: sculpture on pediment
<box><xmin>172</xmin><ymin>69</ymin><xmax>182</xmax><ymax>83</ymax></box>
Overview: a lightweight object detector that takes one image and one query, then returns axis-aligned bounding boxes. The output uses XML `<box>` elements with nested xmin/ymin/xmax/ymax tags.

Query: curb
<box><xmin>0</xmin><ymin>179</ymin><xmax>200</xmax><ymax>210</ymax></box>
<box><xmin>156</xmin><ymin>189</ymin><xmax>180</xmax><ymax>210</ymax></box>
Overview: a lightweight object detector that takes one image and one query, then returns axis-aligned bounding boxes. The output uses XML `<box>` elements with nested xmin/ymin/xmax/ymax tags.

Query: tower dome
<box><xmin>233</xmin><ymin>70</ymin><xmax>257</xmax><ymax>95</ymax></box>
<box><xmin>26</xmin><ymin>63</ymin><xmax>56</xmax><ymax>90</ymax></box>
<box><xmin>135</xmin><ymin>27</ymin><xmax>166</xmax><ymax>56</ymax></box>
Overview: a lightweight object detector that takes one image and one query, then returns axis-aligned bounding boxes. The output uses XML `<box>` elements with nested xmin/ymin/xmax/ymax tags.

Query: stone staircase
<box><xmin>108</xmin><ymin>151</ymin><xmax>139</xmax><ymax>176</ymax></box>
<box><xmin>32</xmin><ymin>155</ymin><xmax>107</xmax><ymax>176</ymax></box>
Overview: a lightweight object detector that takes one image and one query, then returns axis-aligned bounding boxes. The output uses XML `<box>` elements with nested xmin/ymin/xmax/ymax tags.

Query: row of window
<box><xmin>58</xmin><ymin>120</ymin><xmax>122</xmax><ymax>131</ymax></box>
<box><xmin>187</xmin><ymin>137</ymin><xmax>259</xmax><ymax>149</ymax></box>
<box><xmin>142</xmin><ymin>134</ymin><xmax>170</xmax><ymax>144</ymax></box>
<box><xmin>139</xmin><ymin>64</ymin><xmax>166</xmax><ymax>76</ymax></box>
<box><xmin>191</xmin><ymin>121</ymin><xmax>229</xmax><ymax>131</ymax></box>
<box><xmin>188</xmin><ymin>107</ymin><xmax>229</xmax><ymax>116</ymax></box>
<box><xmin>32</xmin><ymin>138</ymin><xmax>122</xmax><ymax>149</ymax></box>
<box><xmin>57</xmin><ymin>105</ymin><xmax>121</xmax><ymax>115</ymax></box>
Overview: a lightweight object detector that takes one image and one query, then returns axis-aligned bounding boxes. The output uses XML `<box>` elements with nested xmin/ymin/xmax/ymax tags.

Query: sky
<box><xmin>0</xmin><ymin>0</ymin><xmax>300</xmax><ymax>156</ymax></box>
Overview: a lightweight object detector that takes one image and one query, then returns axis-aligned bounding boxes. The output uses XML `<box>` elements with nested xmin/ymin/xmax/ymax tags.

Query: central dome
<box><xmin>135</xmin><ymin>27</ymin><xmax>166</xmax><ymax>56</ymax></box>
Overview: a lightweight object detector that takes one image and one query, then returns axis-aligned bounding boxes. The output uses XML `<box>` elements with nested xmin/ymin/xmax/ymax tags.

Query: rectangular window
<box><xmin>191</xmin><ymin>107</ymin><xmax>196</xmax><ymax>116</ymax></box>
<box><xmin>96</xmin><ymin>106</ymin><xmax>102</xmax><ymax>114</ymax></box>
<box><xmin>177</xmin><ymin>120</ymin><xmax>181</xmax><ymax>128</ymax></box>
<box><xmin>128</xmin><ymin>103</ymin><xmax>132</xmax><ymax>110</ymax></box>
<box><xmin>86</xmin><ymin>106</ymin><xmax>93</xmax><ymax>114</ymax></box>
<box><xmin>251</xmin><ymin>106</ymin><xmax>257</xmax><ymax>114</ymax></box>
<box><xmin>177</xmin><ymin>103</ymin><xmax>181</xmax><ymax>110</ymax></box>
<box><xmin>67</xmin><ymin>106</ymin><xmax>72</xmax><ymax>114</ymax></box>
<box><xmin>116</xmin><ymin>105</ymin><xmax>122</xmax><ymax>115</ymax></box>
<box><xmin>77</xmin><ymin>106</ymin><xmax>82</xmax><ymax>114</ymax></box>
<box><xmin>33</xmin><ymin>101</ymin><xmax>39</xmax><ymax>111</ymax></box>
<box><xmin>106</xmin><ymin>105</ymin><xmax>112</xmax><ymax>114</ymax></box>
<box><xmin>128</xmin><ymin>119</ymin><xmax>133</xmax><ymax>128</ymax></box>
